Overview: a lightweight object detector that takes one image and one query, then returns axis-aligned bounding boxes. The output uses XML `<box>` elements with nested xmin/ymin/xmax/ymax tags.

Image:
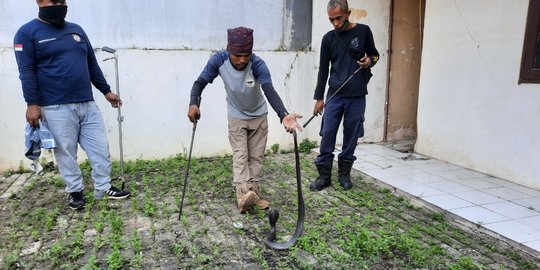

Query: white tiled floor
<box><xmin>332</xmin><ymin>143</ymin><xmax>540</xmax><ymax>252</ymax></box>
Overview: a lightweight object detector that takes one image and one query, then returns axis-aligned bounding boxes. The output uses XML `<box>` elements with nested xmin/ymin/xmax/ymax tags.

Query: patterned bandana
<box><xmin>227</xmin><ymin>27</ymin><xmax>254</xmax><ymax>54</ymax></box>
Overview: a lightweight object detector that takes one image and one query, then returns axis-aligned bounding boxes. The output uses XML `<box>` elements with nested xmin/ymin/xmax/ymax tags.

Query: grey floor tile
<box><xmin>485</xmin><ymin>220</ymin><xmax>540</xmax><ymax>243</ymax></box>
<box><xmin>399</xmin><ymin>184</ymin><xmax>448</xmax><ymax>197</ymax></box>
<box><xmin>512</xmin><ymin>197</ymin><xmax>540</xmax><ymax>212</ymax></box>
<box><xmin>352</xmin><ymin>161</ymin><xmax>383</xmax><ymax>171</ymax></box>
<box><xmin>411</xmin><ymin>162</ymin><xmax>464</xmax><ymax>173</ymax></box>
<box><xmin>378</xmin><ymin>150</ymin><xmax>412</xmax><ymax>159</ymax></box>
<box><xmin>386</xmin><ymin>166</ymin><xmax>426</xmax><ymax>176</ymax></box>
<box><xmin>362</xmin><ymin>166</ymin><xmax>423</xmax><ymax>179</ymax></box>
<box><xmin>398</xmin><ymin>159</ymin><xmax>441</xmax><ymax>168</ymax></box>
<box><xmin>378</xmin><ymin>175</ymin><xmax>422</xmax><ymax>188</ymax></box>
<box><xmin>450</xmin><ymin>206</ymin><xmax>510</xmax><ymax>224</ymax></box>
<box><xmin>452</xmin><ymin>178</ymin><xmax>501</xmax><ymax>190</ymax></box>
<box><xmin>353</xmin><ymin>143</ymin><xmax>540</xmax><ymax>253</ymax></box>
<box><xmin>480</xmin><ymin>177</ymin><xmax>519</xmax><ymax>187</ymax></box>
<box><xmin>368</xmin><ymin>159</ymin><xmax>406</xmax><ymax>169</ymax></box>
<box><xmin>453</xmin><ymin>190</ymin><xmax>505</xmax><ymax>205</ymax></box>
<box><xmin>522</xmin><ymin>240</ymin><xmax>540</xmax><ymax>251</ymax></box>
<box><xmin>456</xmin><ymin>169</ymin><xmax>489</xmax><ymax>178</ymax></box>
<box><xmin>398</xmin><ymin>157</ymin><xmax>441</xmax><ymax>165</ymax></box>
<box><xmin>482</xmin><ymin>187</ymin><xmax>532</xmax><ymax>201</ymax></box>
<box><xmin>432</xmin><ymin>170</ymin><xmax>473</xmax><ymax>181</ymax></box>
<box><xmin>517</xmin><ymin>215</ymin><xmax>540</xmax><ymax>230</ymax></box>
<box><xmin>362</xmin><ymin>145</ymin><xmax>397</xmax><ymax>154</ymax></box>
<box><xmin>427</xmin><ymin>180</ymin><xmax>473</xmax><ymax>193</ymax></box>
<box><xmin>423</xmin><ymin>194</ymin><xmax>475</xmax><ymax>210</ymax></box>
<box><xmin>361</xmin><ymin>168</ymin><xmax>395</xmax><ymax>179</ymax></box>
<box><xmin>404</xmin><ymin>172</ymin><xmax>447</xmax><ymax>184</ymax></box>
<box><xmin>509</xmin><ymin>185</ymin><xmax>540</xmax><ymax>197</ymax></box>
<box><xmin>482</xmin><ymin>201</ymin><xmax>540</xmax><ymax>219</ymax></box>
<box><xmin>357</xmin><ymin>153</ymin><xmax>391</xmax><ymax>162</ymax></box>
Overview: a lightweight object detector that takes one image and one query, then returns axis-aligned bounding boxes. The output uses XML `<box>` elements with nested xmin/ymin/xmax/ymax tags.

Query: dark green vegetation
<box><xmin>0</xmin><ymin>151</ymin><xmax>538</xmax><ymax>269</ymax></box>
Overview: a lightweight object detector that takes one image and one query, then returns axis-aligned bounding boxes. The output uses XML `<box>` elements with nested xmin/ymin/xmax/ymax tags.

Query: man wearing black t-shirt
<box><xmin>309</xmin><ymin>0</ymin><xmax>379</xmax><ymax>191</ymax></box>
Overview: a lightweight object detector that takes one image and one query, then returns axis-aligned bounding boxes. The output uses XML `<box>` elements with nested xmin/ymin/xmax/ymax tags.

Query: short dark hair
<box><xmin>327</xmin><ymin>0</ymin><xmax>349</xmax><ymax>12</ymax></box>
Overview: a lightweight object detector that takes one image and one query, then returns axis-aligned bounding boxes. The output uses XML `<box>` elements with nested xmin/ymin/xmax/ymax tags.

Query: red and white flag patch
<box><xmin>14</xmin><ymin>44</ymin><xmax>23</xmax><ymax>51</ymax></box>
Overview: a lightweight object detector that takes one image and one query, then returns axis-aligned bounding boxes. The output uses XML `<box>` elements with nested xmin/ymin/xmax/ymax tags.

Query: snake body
<box><xmin>264</xmin><ymin>131</ymin><xmax>305</xmax><ymax>250</ymax></box>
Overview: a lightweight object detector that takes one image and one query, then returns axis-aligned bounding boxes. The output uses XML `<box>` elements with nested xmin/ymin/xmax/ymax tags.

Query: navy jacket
<box><xmin>14</xmin><ymin>19</ymin><xmax>110</xmax><ymax>106</ymax></box>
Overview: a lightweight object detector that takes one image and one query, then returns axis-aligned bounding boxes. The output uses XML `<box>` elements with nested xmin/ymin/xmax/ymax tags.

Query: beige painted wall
<box><xmin>386</xmin><ymin>0</ymin><xmax>424</xmax><ymax>142</ymax></box>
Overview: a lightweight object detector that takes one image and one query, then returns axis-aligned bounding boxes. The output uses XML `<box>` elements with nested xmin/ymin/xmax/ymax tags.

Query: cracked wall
<box><xmin>416</xmin><ymin>0</ymin><xmax>540</xmax><ymax>188</ymax></box>
<box><xmin>0</xmin><ymin>0</ymin><xmax>390</xmax><ymax>171</ymax></box>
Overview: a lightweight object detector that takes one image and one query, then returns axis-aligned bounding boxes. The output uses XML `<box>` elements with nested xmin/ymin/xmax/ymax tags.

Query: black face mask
<box><xmin>39</xmin><ymin>5</ymin><xmax>68</xmax><ymax>28</ymax></box>
<box><xmin>336</xmin><ymin>19</ymin><xmax>350</xmax><ymax>32</ymax></box>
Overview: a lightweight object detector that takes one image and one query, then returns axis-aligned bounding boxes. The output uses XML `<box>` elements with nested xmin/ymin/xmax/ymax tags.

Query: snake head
<box><xmin>268</xmin><ymin>208</ymin><xmax>279</xmax><ymax>227</ymax></box>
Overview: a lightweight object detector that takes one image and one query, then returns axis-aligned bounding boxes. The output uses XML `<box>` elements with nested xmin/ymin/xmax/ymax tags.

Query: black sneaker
<box><xmin>68</xmin><ymin>191</ymin><xmax>86</xmax><ymax>210</ymax></box>
<box><xmin>106</xmin><ymin>186</ymin><xmax>131</xmax><ymax>200</ymax></box>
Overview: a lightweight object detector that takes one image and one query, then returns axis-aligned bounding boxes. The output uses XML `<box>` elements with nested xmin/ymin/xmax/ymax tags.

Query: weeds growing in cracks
<box><xmin>0</xmin><ymin>151</ymin><xmax>537</xmax><ymax>269</ymax></box>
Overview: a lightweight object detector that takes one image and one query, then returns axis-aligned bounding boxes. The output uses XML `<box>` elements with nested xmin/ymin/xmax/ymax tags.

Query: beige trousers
<box><xmin>228</xmin><ymin>115</ymin><xmax>268</xmax><ymax>184</ymax></box>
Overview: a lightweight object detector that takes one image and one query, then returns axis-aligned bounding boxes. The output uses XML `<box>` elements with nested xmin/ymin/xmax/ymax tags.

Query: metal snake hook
<box><xmin>102</xmin><ymin>46</ymin><xmax>126</xmax><ymax>190</ymax></box>
<box><xmin>302</xmin><ymin>66</ymin><xmax>362</xmax><ymax>129</ymax></box>
<box><xmin>264</xmin><ymin>130</ymin><xmax>305</xmax><ymax>250</ymax></box>
<box><xmin>178</xmin><ymin>97</ymin><xmax>201</xmax><ymax>221</ymax></box>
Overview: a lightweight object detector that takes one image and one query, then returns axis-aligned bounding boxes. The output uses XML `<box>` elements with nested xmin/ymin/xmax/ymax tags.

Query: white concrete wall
<box><xmin>416</xmin><ymin>0</ymin><xmax>540</xmax><ymax>188</ymax></box>
<box><xmin>0</xmin><ymin>0</ymin><xmax>286</xmax><ymax>50</ymax></box>
<box><xmin>0</xmin><ymin>0</ymin><xmax>390</xmax><ymax>171</ymax></box>
<box><xmin>0</xmin><ymin>46</ymin><xmax>319</xmax><ymax>171</ymax></box>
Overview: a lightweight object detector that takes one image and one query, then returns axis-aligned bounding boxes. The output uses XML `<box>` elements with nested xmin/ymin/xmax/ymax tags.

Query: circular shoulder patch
<box><xmin>72</xmin><ymin>34</ymin><xmax>81</xmax><ymax>42</ymax></box>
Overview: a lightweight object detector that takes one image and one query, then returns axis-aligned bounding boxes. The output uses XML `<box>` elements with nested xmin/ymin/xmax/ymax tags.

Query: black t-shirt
<box><xmin>314</xmin><ymin>24</ymin><xmax>379</xmax><ymax>100</ymax></box>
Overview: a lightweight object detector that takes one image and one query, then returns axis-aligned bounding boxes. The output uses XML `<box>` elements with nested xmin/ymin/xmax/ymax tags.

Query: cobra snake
<box><xmin>264</xmin><ymin>131</ymin><xmax>305</xmax><ymax>250</ymax></box>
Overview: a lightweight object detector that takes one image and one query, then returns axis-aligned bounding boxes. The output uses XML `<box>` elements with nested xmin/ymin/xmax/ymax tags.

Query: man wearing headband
<box><xmin>188</xmin><ymin>27</ymin><xmax>303</xmax><ymax>213</ymax></box>
<box><xmin>309</xmin><ymin>0</ymin><xmax>379</xmax><ymax>191</ymax></box>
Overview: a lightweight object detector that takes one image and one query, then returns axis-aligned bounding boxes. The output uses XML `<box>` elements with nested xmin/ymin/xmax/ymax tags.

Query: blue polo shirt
<box><xmin>14</xmin><ymin>19</ymin><xmax>111</xmax><ymax>106</ymax></box>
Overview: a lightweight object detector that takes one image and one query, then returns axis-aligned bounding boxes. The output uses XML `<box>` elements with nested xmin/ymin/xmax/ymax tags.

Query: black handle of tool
<box><xmin>302</xmin><ymin>66</ymin><xmax>363</xmax><ymax>129</ymax></box>
<box><xmin>302</xmin><ymin>115</ymin><xmax>317</xmax><ymax>129</ymax></box>
<box><xmin>178</xmin><ymin>96</ymin><xmax>201</xmax><ymax>221</ymax></box>
<box><xmin>102</xmin><ymin>46</ymin><xmax>116</xmax><ymax>54</ymax></box>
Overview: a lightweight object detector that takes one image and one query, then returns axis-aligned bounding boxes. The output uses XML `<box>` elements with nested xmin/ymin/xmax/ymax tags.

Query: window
<box><xmin>519</xmin><ymin>0</ymin><xmax>540</xmax><ymax>84</ymax></box>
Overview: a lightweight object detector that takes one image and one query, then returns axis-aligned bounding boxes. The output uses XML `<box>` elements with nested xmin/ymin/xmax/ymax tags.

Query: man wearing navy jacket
<box><xmin>309</xmin><ymin>0</ymin><xmax>379</xmax><ymax>191</ymax></box>
<box><xmin>14</xmin><ymin>0</ymin><xmax>130</xmax><ymax>210</ymax></box>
